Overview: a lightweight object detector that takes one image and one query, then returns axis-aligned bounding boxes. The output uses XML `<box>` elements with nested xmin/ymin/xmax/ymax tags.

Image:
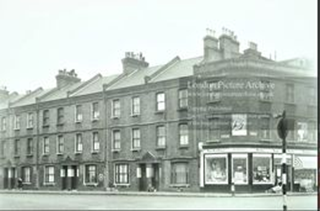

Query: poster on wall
<box><xmin>297</xmin><ymin>122</ymin><xmax>308</xmax><ymax>142</ymax></box>
<box><xmin>205</xmin><ymin>154</ymin><xmax>228</xmax><ymax>184</ymax></box>
<box><xmin>232</xmin><ymin>114</ymin><xmax>247</xmax><ymax>136</ymax></box>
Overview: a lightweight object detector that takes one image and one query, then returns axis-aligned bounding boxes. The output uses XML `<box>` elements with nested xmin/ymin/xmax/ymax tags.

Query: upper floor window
<box><xmin>112</xmin><ymin>130</ymin><xmax>121</xmax><ymax>150</ymax></box>
<box><xmin>297</xmin><ymin>122</ymin><xmax>308</xmax><ymax>142</ymax></box>
<box><xmin>43</xmin><ymin>110</ymin><xmax>50</xmax><ymax>127</ymax></box>
<box><xmin>27</xmin><ymin>113</ymin><xmax>34</xmax><ymax>128</ymax></box>
<box><xmin>56</xmin><ymin>135</ymin><xmax>64</xmax><ymax>154</ymax></box>
<box><xmin>156</xmin><ymin>125</ymin><xmax>166</xmax><ymax>147</ymax></box>
<box><xmin>92</xmin><ymin>132</ymin><xmax>100</xmax><ymax>152</ymax></box>
<box><xmin>14</xmin><ymin>115</ymin><xmax>21</xmax><ymax>130</ymax></box>
<box><xmin>285</xmin><ymin>84</ymin><xmax>294</xmax><ymax>103</ymax></box>
<box><xmin>27</xmin><ymin>138</ymin><xmax>33</xmax><ymax>155</ymax></box>
<box><xmin>75</xmin><ymin>105</ymin><xmax>83</xmax><ymax>122</ymax></box>
<box><xmin>208</xmin><ymin>81</ymin><xmax>221</xmax><ymax>102</ymax></box>
<box><xmin>156</xmin><ymin>92</ymin><xmax>165</xmax><ymax>111</ymax></box>
<box><xmin>75</xmin><ymin>133</ymin><xmax>83</xmax><ymax>153</ymax></box>
<box><xmin>1</xmin><ymin>117</ymin><xmax>6</xmax><ymax>131</ymax></box>
<box><xmin>43</xmin><ymin>137</ymin><xmax>49</xmax><ymax>154</ymax></box>
<box><xmin>260</xmin><ymin>117</ymin><xmax>270</xmax><ymax>139</ymax></box>
<box><xmin>57</xmin><ymin>108</ymin><xmax>64</xmax><ymax>125</ymax></box>
<box><xmin>131</xmin><ymin>97</ymin><xmax>140</xmax><ymax>116</ymax></box>
<box><xmin>14</xmin><ymin>139</ymin><xmax>20</xmax><ymax>155</ymax></box>
<box><xmin>179</xmin><ymin>124</ymin><xmax>189</xmax><ymax>145</ymax></box>
<box><xmin>178</xmin><ymin>89</ymin><xmax>188</xmax><ymax>108</ymax></box>
<box><xmin>92</xmin><ymin>102</ymin><xmax>100</xmax><ymax>120</ymax></box>
<box><xmin>112</xmin><ymin>99</ymin><xmax>120</xmax><ymax>118</ymax></box>
<box><xmin>259</xmin><ymin>80</ymin><xmax>272</xmax><ymax>101</ymax></box>
<box><xmin>171</xmin><ymin>162</ymin><xmax>189</xmax><ymax>184</ymax></box>
<box><xmin>115</xmin><ymin>163</ymin><xmax>129</xmax><ymax>184</ymax></box>
<box><xmin>131</xmin><ymin>128</ymin><xmax>141</xmax><ymax>149</ymax></box>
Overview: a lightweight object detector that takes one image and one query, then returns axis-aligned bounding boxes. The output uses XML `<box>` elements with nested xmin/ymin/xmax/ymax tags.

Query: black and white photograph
<box><xmin>0</xmin><ymin>0</ymin><xmax>317</xmax><ymax>210</ymax></box>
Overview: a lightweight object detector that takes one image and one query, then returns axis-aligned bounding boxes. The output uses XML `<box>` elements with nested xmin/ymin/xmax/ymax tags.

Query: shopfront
<box><xmin>199</xmin><ymin>147</ymin><xmax>317</xmax><ymax>193</ymax></box>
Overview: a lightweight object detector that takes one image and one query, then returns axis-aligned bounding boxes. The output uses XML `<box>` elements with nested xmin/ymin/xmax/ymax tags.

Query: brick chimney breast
<box><xmin>55</xmin><ymin>69</ymin><xmax>81</xmax><ymax>89</ymax></box>
<box><xmin>122</xmin><ymin>52</ymin><xmax>149</xmax><ymax>74</ymax></box>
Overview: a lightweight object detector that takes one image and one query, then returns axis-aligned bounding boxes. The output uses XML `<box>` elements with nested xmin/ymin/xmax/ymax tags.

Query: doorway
<box><xmin>61</xmin><ymin>166</ymin><xmax>68</xmax><ymax>190</ymax></box>
<box><xmin>71</xmin><ymin>165</ymin><xmax>78</xmax><ymax>190</ymax></box>
<box><xmin>138</xmin><ymin>163</ymin><xmax>160</xmax><ymax>191</ymax></box>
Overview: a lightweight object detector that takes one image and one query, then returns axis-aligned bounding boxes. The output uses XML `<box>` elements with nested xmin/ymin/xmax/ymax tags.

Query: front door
<box><xmin>139</xmin><ymin>164</ymin><xmax>147</xmax><ymax>191</ymax></box>
<box><xmin>151</xmin><ymin>164</ymin><xmax>160</xmax><ymax>190</ymax></box>
<box><xmin>71</xmin><ymin>165</ymin><xmax>78</xmax><ymax>190</ymax></box>
<box><xmin>3</xmin><ymin>168</ymin><xmax>8</xmax><ymax>189</ymax></box>
<box><xmin>11</xmin><ymin>168</ymin><xmax>16</xmax><ymax>189</ymax></box>
<box><xmin>61</xmin><ymin>166</ymin><xmax>68</xmax><ymax>190</ymax></box>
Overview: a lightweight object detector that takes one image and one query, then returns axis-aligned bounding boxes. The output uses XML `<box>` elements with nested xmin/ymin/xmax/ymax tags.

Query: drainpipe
<box><xmin>102</xmin><ymin>85</ymin><xmax>109</xmax><ymax>190</ymax></box>
<box><xmin>35</xmin><ymin>97</ymin><xmax>40</xmax><ymax>189</ymax></box>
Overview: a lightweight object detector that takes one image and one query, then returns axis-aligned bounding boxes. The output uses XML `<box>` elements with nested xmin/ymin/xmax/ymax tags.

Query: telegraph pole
<box><xmin>277</xmin><ymin>110</ymin><xmax>288</xmax><ymax>211</ymax></box>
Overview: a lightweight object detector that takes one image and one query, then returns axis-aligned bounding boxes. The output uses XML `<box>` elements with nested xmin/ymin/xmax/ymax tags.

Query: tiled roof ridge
<box><xmin>9</xmin><ymin>87</ymin><xmax>43</xmax><ymax>106</ymax></box>
<box><xmin>147</xmin><ymin>56</ymin><xmax>181</xmax><ymax>83</ymax></box>
<box><xmin>68</xmin><ymin>73</ymin><xmax>102</xmax><ymax>97</ymax></box>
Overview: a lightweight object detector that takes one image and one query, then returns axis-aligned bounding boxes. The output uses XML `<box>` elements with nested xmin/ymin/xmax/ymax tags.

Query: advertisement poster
<box><xmin>205</xmin><ymin>154</ymin><xmax>228</xmax><ymax>184</ymax></box>
<box><xmin>232</xmin><ymin>114</ymin><xmax>247</xmax><ymax>136</ymax></box>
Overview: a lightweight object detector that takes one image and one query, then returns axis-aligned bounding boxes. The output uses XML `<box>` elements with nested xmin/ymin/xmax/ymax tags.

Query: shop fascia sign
<box><xmin>202</xmin><ymin>148</ymin><xmax>316</xmax><ymax>155</ymax></box>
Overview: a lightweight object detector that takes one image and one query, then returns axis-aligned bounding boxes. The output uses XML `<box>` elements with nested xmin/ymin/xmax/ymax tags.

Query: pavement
<box><xmin>0</xmin><ymin>189</ymin><xmax>317</xmax><ymax>198</ymax></box>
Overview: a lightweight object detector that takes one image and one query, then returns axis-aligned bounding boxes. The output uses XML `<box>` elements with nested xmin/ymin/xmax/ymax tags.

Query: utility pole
<box><xmin>276</xmin><ymin>110</ymin><xmax>288</xmax><ymax>211</ymax></box>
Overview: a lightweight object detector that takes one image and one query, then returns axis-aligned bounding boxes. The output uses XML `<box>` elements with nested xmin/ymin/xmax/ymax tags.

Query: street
<box><xmin>0</xmin><ymin>193</ymin><xmax>317</xmax><ymax>210</ymax></box>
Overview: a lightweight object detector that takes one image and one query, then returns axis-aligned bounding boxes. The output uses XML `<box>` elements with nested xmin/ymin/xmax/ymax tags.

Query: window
<box><xmin>27</xmin><ymin>113</ymin><xmax>34</xmax><ymax>128</ymax></box>
<box><xmin>232</xmin><ymin>154</ymin><xmax>248</xmax><ymax>184</ymax></box>
<box><xmin>178</xmin><ymin>89</ymin><xmax>188</xmax><ymax>108</ymax></box>
<box><xmin>252</xmin><ymin>154</ymin><xmax>272</xmax><ymax>184</ymax></box>
<box><xmin>156</xmin><ymin>92</ymin><xmax>165</xmax><ymax>111</ymax></box>
<box><xmin>14</xmin><ymin>139</ymin><xmax>20</xmax><ymax>155</ymax></box>
<box><xmin>75</xmin><ymin>134</ymin><xmax>83</xmax><ymax>153</ymax></box>
<box><xmin>131</xmin><ymin>97</ymin><xmax>140</xmax><ymax>116</ymax></box>
<box><xmin>1</xmin><ymin>117</ymin><xmax>6</xmax><ymax>131</ymax></box>
<box><xmin>205</xmin><ymin>154</ymin><xmax>228</xmax><ymax>184</ymax></box>
<box><xmin>1</xmin><ymin>141</ymin><xmax>5</xmax><ymax>156</ymax></box>
<box><xmin>112</xmin><ymin>99</ymin><xmax>120</xmax><ymax>118</ymax></box>
<box><xmin>22</xmin><ymin>167</ymin><xmax>31</xmax><ymax>183</ymax></box>
<box><xmin>27</xmin><ymin>138</ymin><xmax>33</xmax><ymax>155</ymax></box>
<box><xmin>57</xmin><ymin>108</ymin><xmax>64</xmax><ymax>125</ymax></box>
<box><xmin>92</xmin><ymin>102</ymin><xmax>100</xmax><ymax>120</ymax></box>
<box><xmin>208</xmin><ymin>81</ymin><xmax>221</xmax><ymax>101</ymax></box>
<box><xmin>308</xmin><ymin>87</ymin><xmax>316</xmax><ymax>105</ymax></box>
<box><xmin>297</xmin><ymin>122</ymin><xmax>308</xmax><ymax>142</ymax></box>
<box><xmin>75</xmin><ymin>105</ymin><xmax>83</xmax><ymax>122</ymax></box>
<box><xmin>286</xmin><ymin>84</ymin><xmax>294</xmax><ymax>103</ymax></box>
<box><xmin>156</xmin><ymin>126</ymin><xmax>166</xmax><ymax>147</ymax></box>
<box><xmin>115</xmin><ymin>164</ymin><xmax>129</xmax><ymax>184</ymax></box>
<box><xmin>85</xmin><ymin>165</ymin><xmax>97</xmax><ymax>184</ymax></box>
<box><xmin>43</xmin><ymin>110</ymin><xmax>50</xmax><ymax>127</ymax></box>
<box><xmin>209</xmin><ymin>118</ymin><xmax>220</xmax><ymax>140</ymax></box>
<box><xmin>14</xmin><ymin>115</ymin><xmax>21</xmax><ymax>130</ymax></box>
<box><xmin>179</xmin><ymin>124</ymin><xmax>189</xmax><ymax>145</ymax></box>
<box><xmin>131</xmin><ymin>128</ymin><xmax>141</xmax><ymax>149</ymax></box>
<box><xmin>171</xmin><ymin>162</ymin><xmax>189</xmax><ymax>184</ymax></box>
<box><xmin>92</xmin><ymin>132</ymin><xmax>100</xmax><ymax>152</ymax></box>
<box><xmin>308</xmin><ymin>121</ymin><xmax>317</xmax><ymax>142</ymax></box>
<box><xmin>260</xmin><ymin>117</ymin><xmax>270</xmax><ymax>139</ymax></box>
<box><xmin>43</xmin><ymin>137</ymin><xmax>49</xmax><ymax>154</ymax></box>
<box><xmin>57</xmin><ymin>135</ymin><xmax>64</xmax><ymax>154</ymax></box>
<box><xmin>259</xmin><ymin>80</ymin><xmax>272</xmax><ymax>101</ymax></box>
<box><xmin>44</xmin><ymin>166</ymin><xmax>55</xmax><ymax>183</ymax></box>
<box><xmin>113</xmin><ymin>130</ymin><xmax>121</xmax><ymax>150</ymax></box>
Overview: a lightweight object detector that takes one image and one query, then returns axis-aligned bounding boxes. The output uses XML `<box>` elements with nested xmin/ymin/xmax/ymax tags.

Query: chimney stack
<box><xmin>121</xmin><ymin>52</ymin><xmax>149</xmax><ymax>74</ymax></box>
<box><xmin>0</xmin><ymin>86</ymin><xmax>9</xmax><ymax>101</ymax></box>
<box><xmin>243</xmin><ymin>41</ymin><xmax>261</xmax><ymax>59</ymax></box>
<box><xmin>55</xmin><ymin>69</ymin><xmax>81</xmax><ymax>89</ymax></box>
<box><xmin>203</xmin><ymin>28</ymin><xmax>221</xmax><ymax>62</ymax></box>
<box><xmin>219</xmin><ymin>27</ymin><xmax>240</xmax><ymax>59</ymax></box>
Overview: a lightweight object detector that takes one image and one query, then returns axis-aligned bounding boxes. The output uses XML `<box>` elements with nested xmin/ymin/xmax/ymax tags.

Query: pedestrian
<box><xmin>17</xmin><ymin>178</ymin><xmax>23</xmax><ymax>190</ymax></box>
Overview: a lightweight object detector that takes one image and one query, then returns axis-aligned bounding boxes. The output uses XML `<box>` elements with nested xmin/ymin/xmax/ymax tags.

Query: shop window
<box><xmin>22</xmin><ymin>167</ymin><xmax>31</xmax><ymax>183</ymax></box>
<box><xmin>171</xmin><ymin>162</ymin><xmax>189</xmax><ymax>184</ymax></box>
<box><xmin>85</xmin><ymin>165</ymin><xmax>97</xmax><ymax>184</ymax></box>
<box><xmin>44</xmin><ymin>166</ymin><xmax>55</xmax><ymax>183</ymax></box>
<box><xmin>205</xmin><ymin>154</ymin><xmax>228</xmax><ymax>184</ymax></box>
<box><xmin>115</xmin><ymin>164</ymin><xmax>129</xmax><ymax>184</ymax></box>
<box><xmin>232</xmin><ymin>154</ymin><xmax>248</xmax><ymax>184</ymax></box>
<box><xmin>252</xmin><ymin>154</ymin><xmax>272</xmax><ymax>184</ymax></box>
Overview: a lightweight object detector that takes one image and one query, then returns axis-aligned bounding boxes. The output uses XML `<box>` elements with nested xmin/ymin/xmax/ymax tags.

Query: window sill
<box><xmin>111</xmin><ymin>116</ymin><xmax>120</xmax><ymax>120</ymax></box>
<box><xmin>56</xmin><ymin>123</ymin><xmax>64</xmax><ymax>127</ymax></box>
<box><xmin>177</xmin><ymin>107</ymin><xmax>188</xmax><ymax>112</ymax></box>
<box><xmin>154</xmin><ymin>110</ymin><xmax>165</xmax><ymax>114</ymax></box>
<box><xmin>91</xmin><ymin>151</ymin><xmax>99</xmax><ymax>154</ymax></box>
<box><xmin>42</xmin><ymin>154</ymin><xmax>49</xmax><ymax>157</ymax></box>
<box><xmin>179</xmin><ymin>145</ymin><xmax>189</xmax><ymax>149</ymax></box>
<box><xmin>130</xmin><ymin>114</ymin><xmax>140</xmax><ymax>117</ymax></box>
<box><xmin>75</xmin><ymin>121</ymin><xmax>82</xmax><ymax>124</ymax></box>
<box><xmin>14</xmin><ymin>155</ymin><xmax>20</xmax><ymax>158</ymax></box>
<box><xmin>91</xmin><ymin>119</ymin><xmax>99</xmax><ymax>122</ymax></box>
<box><xmin>169</xmin><ymin>184</ymin><xmax>190</xmax><ymax>188</ymax></box>
<box><xmin>85</xmin><ymin>183</ymin><xmax>98</xmax><ymax>186</ymax></box>
<box><xmin>74</xmin><ymin>152</ymin><xmax>82</xmax><ymax>155</ymax></box>
<box><xmin>112</xmin><ymin>149</ymin><xmax>120</xmax><ymax>152</ymax></box>
<box><xmin>42</xmin><ymin>125</ymin><xmax>49</xmax><ymax>128</ymax></box>
<box><xmin>26</xmin><ymin>154</ymin><xmax>33</xmax><ymax>157</ymax></box>
<box><xmin>155</xmin><ymin>146</ymin><xmax>166</xmax><ymax>150</ymax></box>
<box><xmin>44</xmin><ymin>183</ymin><xmax>55</xmax><ymax>186</ymax></box>
<box><xmin>114</xmin><ymin>183</ymin><xmax>130</xmax><ymax>187</ymax></box>
<box><xmin>131</xmin><ymin>148</ymin><xmax>141</xmax><ymax>152</ymax></box>
<box><xmin>14</xmin><ymin>128</ymin><xmax>20</xmax><ymax>131</ymax></box>
<box><xmin>206</xmin><ymin>139</ymin><xmax>220</xmax><ymax>143</ymax></box>
<box><xmin>56</xmin><ymin>153</ymin><xmax>63</xmax><ymax>156</ymax></box>
<box><xmin>26</xmin><ymin>127</ymin><xmax>34</xmax><ymax>130</ymax></box>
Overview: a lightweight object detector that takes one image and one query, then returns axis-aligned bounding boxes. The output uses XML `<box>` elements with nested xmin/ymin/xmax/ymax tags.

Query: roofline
<box><xmin>68</xmin><ymin>73</ymin><xmax>102</xmax><ymax>97</ymax></box>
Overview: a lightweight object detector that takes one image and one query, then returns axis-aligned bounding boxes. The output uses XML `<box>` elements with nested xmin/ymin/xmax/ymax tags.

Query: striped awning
<box><xmin>294</xmin><ymin>156</ymin><xmax>317</xmax><ymax>169</ymax></box>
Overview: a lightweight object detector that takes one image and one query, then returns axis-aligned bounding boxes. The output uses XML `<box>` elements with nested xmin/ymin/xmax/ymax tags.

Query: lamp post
<box><xmin>276</xmin><ymin>110</ymin><xmax>288</xmax><ymax>211</ymax></box>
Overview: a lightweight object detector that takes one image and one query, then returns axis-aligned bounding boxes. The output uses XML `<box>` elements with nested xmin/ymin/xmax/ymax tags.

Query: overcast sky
<box><xmin>0</xmin><ymin>0</ymin><xmax>317</xmax><ymax>94</ymax></box>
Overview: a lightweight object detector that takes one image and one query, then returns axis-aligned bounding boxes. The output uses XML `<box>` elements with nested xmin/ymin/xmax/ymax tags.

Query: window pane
<box><xmin>252</xmin><ymin>155</ymin><xmax>271</xmax><ymax>184</ymax></box>
<box><xmin>232</xmin><ymin>156</ymin><xmax>248</xmax><ymax>184</ymax></box>
<box><xmin>205</xmin><ymin>155</ymin><xmax>228</xmax><ymax>184</ymax></box>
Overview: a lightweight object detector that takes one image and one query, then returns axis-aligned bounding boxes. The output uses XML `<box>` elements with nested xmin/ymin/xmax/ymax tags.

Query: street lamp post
<box><xmin>276</xmin><ymin>110</ymin><xmax>288</xmax><ymax>211</ymax></box>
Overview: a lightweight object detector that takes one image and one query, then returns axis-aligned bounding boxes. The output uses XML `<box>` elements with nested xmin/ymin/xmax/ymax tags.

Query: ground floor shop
<box><xmin>199</xmin><ymin>146</ymin><xmax>317</xmax><ymax>193</ymax></box>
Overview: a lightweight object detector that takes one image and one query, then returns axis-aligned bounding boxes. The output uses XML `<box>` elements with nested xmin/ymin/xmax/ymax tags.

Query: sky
<box><xmin>0</xmin><ymin>0</ymin><xmax>317</xmax><ymax>94</ymax></box>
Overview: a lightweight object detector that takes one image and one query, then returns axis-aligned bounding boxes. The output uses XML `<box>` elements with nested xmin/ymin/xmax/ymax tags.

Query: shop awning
<box><xmin>294</xmin><ymin>156</ymin><xmax>317</xmax><ymax>169</ymax></box>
